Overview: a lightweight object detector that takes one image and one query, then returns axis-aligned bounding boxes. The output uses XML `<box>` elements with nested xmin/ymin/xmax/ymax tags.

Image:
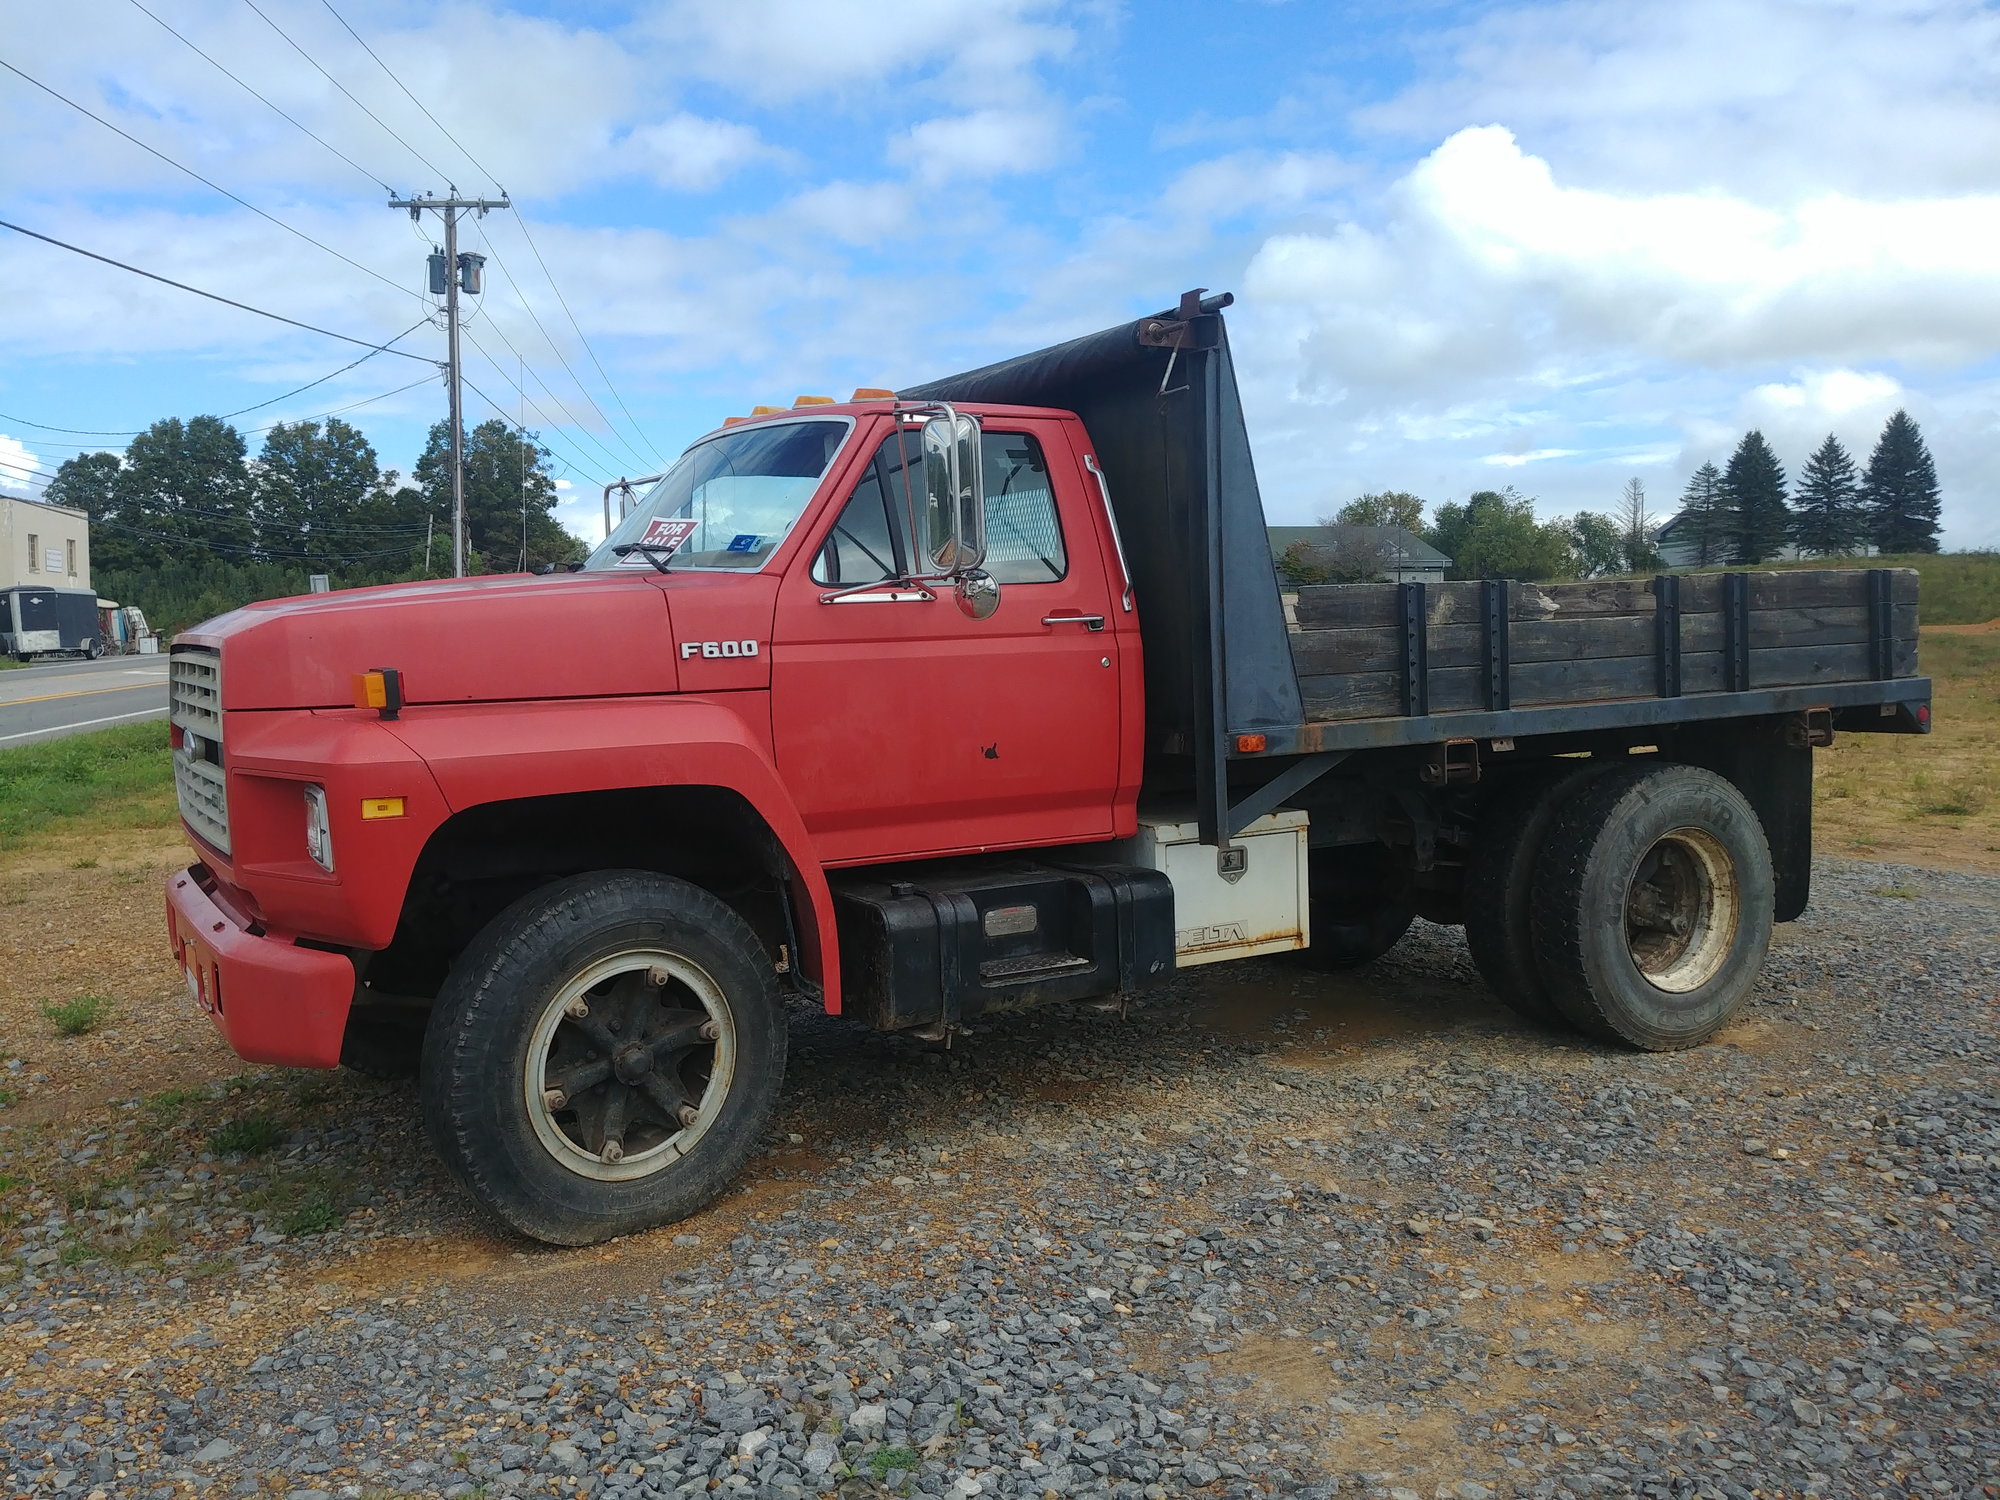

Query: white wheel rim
<box><xmin>522</xmin><ymin>948</ymin><xmax>736</xmax><ymax>1182</ymax></box>
<box><xmin>1624</xmin><ymin>827</ymin><xmax>1739</xmax><ymax>995</ymax></box>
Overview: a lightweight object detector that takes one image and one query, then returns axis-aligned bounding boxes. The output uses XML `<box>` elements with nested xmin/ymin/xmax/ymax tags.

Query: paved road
<box><xmin>0</xmin><ymin>654</ymin><xmax>169</xmax><ymax>747</ymax></box>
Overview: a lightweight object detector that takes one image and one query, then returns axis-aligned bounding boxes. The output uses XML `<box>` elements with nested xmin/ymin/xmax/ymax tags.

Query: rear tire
<box><xmin>1462</xmin><ymin>762</ymin><xmax>1619</xmax><ymax>1025</ymax></box>
<box><xmin>421</xmin><ymin>870</ymin><xmax>787</xmax><ymax>1246</ymax></box>
<box><xmin>1531</xmin><ymin>764</ymin><xmax>1773</xmax><ymax>1051</ymax></box>
<box><xmin>1297</xmin><ymin>846</ymin><xmax>1414</xmax><ymax>971</ymax></box>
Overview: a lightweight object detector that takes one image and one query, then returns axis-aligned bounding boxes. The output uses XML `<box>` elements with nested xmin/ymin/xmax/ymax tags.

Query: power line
<box><xmin>458</xmin><ymin>368</ymin><xmax>609</xmax><ymax>488</ymax></box>
<box><xmin>468</xmin><ymin>217</ymin><xmax>654</xmax><ymax>473</ymax></box>
<box><xmin>0</xmin><ymin>55</ymin><xmax>418</xmax><ymax>302</ymax></box>
<box><xmin>215</xmin><ymin>315</ymin><xmax>435</xmax><ymax>419</ymax></box>
<box><xmin>316</xmin><ymin>0</ymin><xmax>502</xmax><ymax>191</ymax></box>
<box><xmin>0</xmin><ymin>216</ymin><xmax>439</xmax><ymax>362</ymax></box>
<box><xmin>0</xmin><ymin>372</ymin><xmax>441</xmax><ymax>448</ymax></box>
<box><xmin>122</xmin><ymin>0</ymin><xmax>392</xmax><ymax>194</ymax></box>
<box><xmin>292</xmin><ymin>8</ymin><xmax>664</xmax><ymax>471</ymax></box>
<box><xmin>460</xmin><ymin>299</ymin><xmax>644</xmax><ymax>477</ymax></box>
<box><xmin>237</xmin><ymin>0</ymin><xmax>448</xmax><ymax>183</ymax></box>
<box><xmin>459</xmin><ymin>335</ymin><xmax>618</xmax><ymax>485</ymax></box>
<box><xmin>507</xmin><ymin>212</ymin><xmax>670</xmax><ymax>469</ymax></box>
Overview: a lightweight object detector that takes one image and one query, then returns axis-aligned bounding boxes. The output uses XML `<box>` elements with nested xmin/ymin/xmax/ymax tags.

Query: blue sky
<box><xmin>3</xmin><ymin>0</ymin><xmax>1997</xmax><ymax>548</ymax></box>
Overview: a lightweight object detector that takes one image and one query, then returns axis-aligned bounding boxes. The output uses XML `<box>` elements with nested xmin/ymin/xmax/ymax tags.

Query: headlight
<box><xmin>302</xmin><ymin>784</ymin><xmax>334</xmax><ymax>871</ymax></box>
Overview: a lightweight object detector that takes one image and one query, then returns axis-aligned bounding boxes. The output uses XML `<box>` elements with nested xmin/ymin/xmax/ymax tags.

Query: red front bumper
<box><xmin>166</xmin><ymin>866</ymin><xmax>355</xmax><ymax>1068</ymax></box>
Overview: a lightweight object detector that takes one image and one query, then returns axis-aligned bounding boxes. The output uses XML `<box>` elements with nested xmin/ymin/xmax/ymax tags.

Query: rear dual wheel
<box><xmin>1467</xmin><ymin>762</ymin><xmax>1773</xmax><ymax>1050</ymax></box>
<box><xmin>421</xmin><ymin>871</ymin><xmax>786</xmax><ymax>1246</ymax></box>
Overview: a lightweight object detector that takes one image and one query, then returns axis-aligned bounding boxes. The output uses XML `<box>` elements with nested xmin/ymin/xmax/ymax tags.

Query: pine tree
<box><xmin>1673</xmin><ymin>462</ymin><xmax>1729</xmax><ymax>566</ymax></box>
<box><xmin>1863</xmin><ymin>410</ymin><xmax>1942</xmax><ymax>554</ymax></box>
<box><xmin>1721</xmin><ymin>431</ymin><xmax>1790</xmax><ymax>564</ymax></box>
<box><xmin>1618</xmin><ymin>477</ymin><xmax>1662</xmax><ymax>571</ymax></box>
<box><xmin>1789</xmin><ymin>434</ymin><xmax>1865</xmax><ymax>557</ymax></box>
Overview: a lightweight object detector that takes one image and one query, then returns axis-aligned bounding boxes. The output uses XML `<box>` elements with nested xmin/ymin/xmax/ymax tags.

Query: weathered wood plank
<box><xmin>1292</xmin><ymin>567</ymin><xmax>1918</xmax><ymax>630</ymax></box>
<box><xmin>1288</xmin><ymin>604</ymin><xmax>1916</xmax><ymax>679</ymax></box>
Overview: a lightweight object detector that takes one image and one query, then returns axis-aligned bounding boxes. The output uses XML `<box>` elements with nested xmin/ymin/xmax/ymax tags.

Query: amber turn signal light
<box><xmin>359</xmin><ymin>797</ymin><xmax>406</xmax><ymax>820</ymax></box>
<box><xmin>352</xmin><ymin>668</ymin><xmax>403</xmax><ymax>720</ymax></box>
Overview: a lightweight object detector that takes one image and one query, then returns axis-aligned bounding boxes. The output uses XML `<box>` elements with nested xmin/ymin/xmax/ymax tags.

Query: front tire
<box><xmin>421</xmin><ymin>871</ymin><xmax>787</xmax><ymax>1245</ymax></box>
<box><xmin>1531</xmin><ymin>764</ymin><xmax>1773</xmax><ymax>1051</ymax></box>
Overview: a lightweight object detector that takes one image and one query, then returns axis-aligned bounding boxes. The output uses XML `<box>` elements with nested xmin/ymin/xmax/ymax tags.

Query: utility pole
<box><xmin>389</xmin><ymin>189</ymin><xmax>509</xmax><ymax>577</ymax></box>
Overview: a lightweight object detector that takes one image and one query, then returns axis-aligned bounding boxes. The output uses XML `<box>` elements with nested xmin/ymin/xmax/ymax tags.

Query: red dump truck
<box><xmin>164</xmin><ymin>291</ymin><xmax>1931</xmax><ymax>1245</ymax></box>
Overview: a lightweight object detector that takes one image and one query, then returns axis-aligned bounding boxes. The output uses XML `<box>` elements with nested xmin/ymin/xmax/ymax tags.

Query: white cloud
<box><xmin>624</xmin><ymin>114</ymin><xmax>785</xmax><ymax>192</ymax></box>
<box><xmin>889</xmin><ymin>108</ymin><xmax>1063</xmax><ymax>182</ymax></box>
<box><xmin>0</xmin><ymin>435</ymin><xmax>42</xmax><ymax>495</ymax></box>
<box><xmin>1483</xmin><ymin>448</ymin><xmax>1579</xmax><ymax>467</ymax></box>
<box><xmin>647</xmin><ymin>0</ymin><xmax>1076</xmax><ymax>104</ymax></box>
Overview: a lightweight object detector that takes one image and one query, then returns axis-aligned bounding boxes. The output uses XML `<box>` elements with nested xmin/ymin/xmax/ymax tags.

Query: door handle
<box><xmin>1042</xmin><ymin>613</ymin><xmax>1106</xmax><ymax>631</ymax></box>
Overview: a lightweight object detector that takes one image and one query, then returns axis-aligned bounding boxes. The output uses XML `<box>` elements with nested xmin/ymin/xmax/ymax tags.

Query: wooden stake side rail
<box><xmin>1289</xmin><ymin>568</ymin><xmax>1920</xmax><ymax>725</ymax></box>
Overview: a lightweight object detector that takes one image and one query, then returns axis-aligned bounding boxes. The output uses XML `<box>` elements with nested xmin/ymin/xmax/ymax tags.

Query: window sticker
<box><xmin>617</xmin><ymin>516</ymin><xmax>700</xmax><ymax>566</ymax></box>
<box><xmin>725</xmin><ymin>533</ymin><xmax>763</xmax><ymax>553</ymax></box>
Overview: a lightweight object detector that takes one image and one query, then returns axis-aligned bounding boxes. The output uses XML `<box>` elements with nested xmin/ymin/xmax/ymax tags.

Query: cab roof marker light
<box><xmin>750</xmin><ymin>405</ymin><xmax>785</xmax><ymax>416</ymax></box>
<box><xmin>352</xmin><ymin>667</ymin><xmax>403</xmax><ymax>720</ymax></box>
<box><xmin>722</xmin><ymin>415</ymin><xmax>749</xmax><ymax>426</ymax></box>
<box><xmin>792</xmin><ymin>395</ymin><xmax>834</xmax><ymax>406</ymax></box>
<box><xmin>850</xmin><ymin>387</ymin><xmax>895</xmax><ymax>400</ymax></box>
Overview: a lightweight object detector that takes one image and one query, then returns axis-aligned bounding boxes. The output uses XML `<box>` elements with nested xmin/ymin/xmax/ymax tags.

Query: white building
<box><xmin>0</xmin><ymin>495</ymin><xmax>90</xmax><ymax>591</ymax></box>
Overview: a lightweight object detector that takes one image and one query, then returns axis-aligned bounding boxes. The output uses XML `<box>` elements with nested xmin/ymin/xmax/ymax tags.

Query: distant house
<box><xmin>1267</xmin><ymin>524</ymin><xmax>1450</xmax><ymax>585</ymax></box>
<box><xmin>1655</xmin><ymin>511</ymin><xmax>1872</xmax><ymax>569</ymax></box>
<box><xmin>0</xmin><ymin>494</ymin><xmax>90</xmax><ymax>590</ymax></box>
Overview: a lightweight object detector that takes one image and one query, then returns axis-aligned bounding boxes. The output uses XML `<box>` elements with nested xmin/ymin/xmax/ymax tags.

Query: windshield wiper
<box><xmin>610</xmin><ymin>542</ymin><xmax>678</xmax><ymax>575</ymax></box>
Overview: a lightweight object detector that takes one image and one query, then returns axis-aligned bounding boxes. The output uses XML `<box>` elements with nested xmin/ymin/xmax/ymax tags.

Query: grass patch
<box><xmin>207</xmin><ymin>1114</ymin><xmax>286</xmax><ymax>1157</ymax></box>
<box><xmin>0</xmin><ymin>719</ymin><xmax>176</xmax><ymax>850</ymax></box>
<box><xmin>242</xmin><ymin>1165</ymin><xmax>353</xmax><ymax>1235</ymax></box>
<box><xmin>0</xmin><ymin>1087</ymin><xmax>14</xmax><ymax>1109</ymax></box>
<box><xmin>1869</xmin><ymin>885</ymin><xmax>1920</xmax><ymax>900</ymax></box>
<box><xmin>0</xmin><ymin>1174</ymin><xmax>20</xmax><ymax>1192</ymax></box>
<box><xmin>867</xmin><ymin>1447</ymin><xmax>921</xmax><ymax>1479</ymax></box>
<box><xmin>1737</xmin><ymin>551</ymin><xmax>2000</xmax><ymax>626</ymax></box>
<box><xmin>1815</xmin><ymin>630</ymin><xmax>2000</xmax><ymax>871</ymax></box>
<box><xmin>43</xmin><ymin>994</ymin><xmax>113</xmax><ymax>1037</ymax></box>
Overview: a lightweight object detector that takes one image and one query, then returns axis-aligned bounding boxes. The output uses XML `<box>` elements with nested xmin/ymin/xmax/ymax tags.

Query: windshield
<box><xmin>585</xmin><ymin>417</ymin><xmax>853</xmax><ymax>572</ymax></box>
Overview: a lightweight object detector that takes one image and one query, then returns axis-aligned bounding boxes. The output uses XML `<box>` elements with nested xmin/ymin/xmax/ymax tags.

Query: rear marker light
<box><xmin>360</xmin><ymin>797</ymin><xmax>406</xmax><ymax>820</ymax></box>
<box><xmin>1234</xmin><ymin>733</ymin><xmax>1267</xmax><ymax>753</ymax></box>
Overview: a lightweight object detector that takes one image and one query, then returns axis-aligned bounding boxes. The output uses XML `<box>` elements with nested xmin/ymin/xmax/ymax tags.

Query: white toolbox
<box><xmin>1107</xmin><ymin>808</ymin><xmax>1309</xmax><ymax>967</ymax></box>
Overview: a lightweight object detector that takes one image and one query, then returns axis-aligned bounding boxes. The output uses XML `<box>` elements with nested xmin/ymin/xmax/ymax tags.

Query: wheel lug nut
<box><xmin>647</xmin><ymin>965</ymin><xmax>672</xmax><ymax>987</ymax></box>
<box><xmin>600</xmin><ymin>1140</ymin><xmax>624</xmax><ymax>1164</ymax></box>
<box><xmin>678</xmin><ymin>1105</ymin><xmax>700</xmax><ymax>1128</ymax></box>
<box><xmin>699</xmin><ymin>1019</ymin><xmax>720</xmax><ymax>1041</ymax></box>
<box><xmin>564</xmin><ymin>998</ymin><xmax>589</xmax><ymax>1019</ymax></box>
<box><xmin>543</xmin><ymin>1089</ymin><xmax>567</xmax><ymax>1110</ymax></box>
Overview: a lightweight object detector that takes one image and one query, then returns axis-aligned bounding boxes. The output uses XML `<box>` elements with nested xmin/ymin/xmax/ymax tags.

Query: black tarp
<box><xmin>901</xmin><ymin>296</ymin><xmax>1303</xmax><ymax>789</ymax></box>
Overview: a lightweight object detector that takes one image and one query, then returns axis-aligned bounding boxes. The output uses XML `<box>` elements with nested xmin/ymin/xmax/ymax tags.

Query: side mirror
<box><xmin>919</xmin><ymin>412</ymin><xmax>984</xmax><ymax>574</ymax></box>
<box><xmin>954</xmin><ymin>569</ymin><xmax>1000</xmax><ymax>621</ymax></box>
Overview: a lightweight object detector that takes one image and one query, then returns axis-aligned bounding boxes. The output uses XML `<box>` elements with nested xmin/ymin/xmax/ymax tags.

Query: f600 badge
<box><xmin>679</xmin><ymin>640</ymin><xmax>761</xmax><ymax>659</ymax></box>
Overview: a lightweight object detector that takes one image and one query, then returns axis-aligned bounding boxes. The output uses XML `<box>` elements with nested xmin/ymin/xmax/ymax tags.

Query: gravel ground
<box><xmin>1</xmin><ymin>856</ymin><xmax>1995</xmax><ymax>1500</ymax></box>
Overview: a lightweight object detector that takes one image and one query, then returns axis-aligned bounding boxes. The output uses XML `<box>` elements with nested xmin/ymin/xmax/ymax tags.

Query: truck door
<box><xmin>772</xmin><ymin>417</ymin><xmax>1124</xmax><ymax>865</ymax></box>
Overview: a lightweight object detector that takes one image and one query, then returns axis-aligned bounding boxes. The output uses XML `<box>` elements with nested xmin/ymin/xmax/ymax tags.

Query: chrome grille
<box><xmin>174</xmin><ymin>753</ymin><xmax>229</xmax><ymax>853</ymax></box>
<box><xmin>169</xmin><ymin>649</ymin><xmax>222</xmax><ymax>743</ymax></box>
<box><xmin>170</xmin><ymin>648</ymin><xmax>229</xmax><ymax>853</ymax></box>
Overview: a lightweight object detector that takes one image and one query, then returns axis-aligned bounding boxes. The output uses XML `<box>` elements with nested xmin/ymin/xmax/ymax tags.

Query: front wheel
<box><xmin>421</xmin><ymin>871</ymin><xmax>787</xmax><ymax>1245</ymax></box>
<box><xmin>1531</xmin><ymin>764</ymin><xmax>1773</xmax><ymax>1051</ymax></box>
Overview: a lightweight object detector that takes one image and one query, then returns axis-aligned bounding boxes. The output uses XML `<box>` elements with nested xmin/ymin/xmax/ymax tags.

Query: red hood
<box><xmin>178</xmin><ymin>571</ymin><xmax>679</xmax><ymax>710</ymax></box>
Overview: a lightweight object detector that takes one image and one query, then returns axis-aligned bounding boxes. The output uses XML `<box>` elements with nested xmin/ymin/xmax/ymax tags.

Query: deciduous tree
<box><xmin>1330</xmin><ymin>491</ymin><xmax>1426</xmax><ymax>533</ymax></box>
<box><xmin>414</xmin><ymin>419</ymin><xmax>582</xmax><ymax>573</ymax></box>
<box><xmin>1427</xmin><ymin>489</ymin><xmax>1577</xmax><ymax>582</ymax></box>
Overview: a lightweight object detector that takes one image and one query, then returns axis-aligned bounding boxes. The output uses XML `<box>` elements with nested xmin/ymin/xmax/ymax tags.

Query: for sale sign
<box><xmin>617</xmin><ymin>517</ymin><xmax>700</xmax><ymax>566</ymax></box>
